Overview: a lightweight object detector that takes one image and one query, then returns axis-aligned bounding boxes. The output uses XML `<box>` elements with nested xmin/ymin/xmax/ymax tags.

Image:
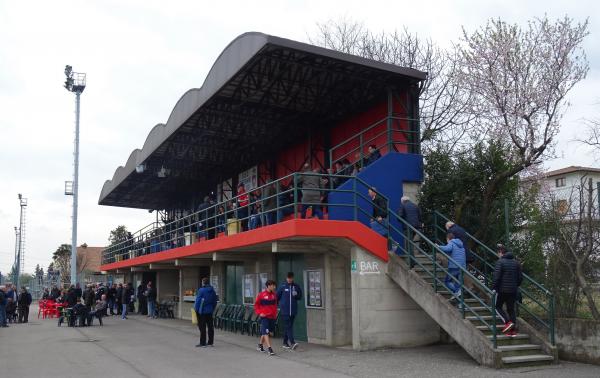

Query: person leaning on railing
<box><xmin>297</xmin><ymin>164</ymin><xmax>324</xmax><ymax>219</ymax></box>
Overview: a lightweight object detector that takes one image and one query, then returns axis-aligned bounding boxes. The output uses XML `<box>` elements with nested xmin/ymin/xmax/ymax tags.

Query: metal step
<box><xmin>501</xmin><ymin>354</ymin><xmax>554</xmax><ymax>367</ymax></box>
<box><xmin>497</xmin><ymin>344</ymin><xmax>543</xmax><ymax>357</ymax></box>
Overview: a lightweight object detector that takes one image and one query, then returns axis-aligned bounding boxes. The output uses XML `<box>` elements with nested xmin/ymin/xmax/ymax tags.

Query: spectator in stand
<box><xmin>42</xmin><ymin>288</ymin><xmax>50</xmax><ymax>300</ymax></box>
<box><xmin>445</xmin><ymin>221</ymin><xmax>473</xmax><ymax>265</ymax></box>
<box><xmin>399</xmin><ymin>196</ymin><xmax>424</xmax><ymax>242</ymax></box>
<box><xmin>354</xmin><ymin>152</ymin><xmax>365</xmax><ymax>172</ymax></box>
<box><xmin>297</xmin><ymin>164</ymin><xmax>324</xmax><ymax>220</ymax></box>
<box><xmin>74</xmin><ymin>283</ymin><xmax>83</xmax><ymax>301</ymax></box>
<box><xmin>248</xmin><ymin>190</ymin><xmax>262</xmax><ymax>230</ymax></box>
<box><xmin>205</xmin><ymin>195</ymin><xmax>217</xmax><ymax>239</ymax></box>
<box><xmin>108</xmin><ymin>283</ymin><xmax>117</xmax><ymax>315</ymax></box>
<box><xmin>262</xmin><ymin>181</ymin><xmax>276</xmax><ymax>226</ymax></box>
<box><xmin>146</xmin><ymin>281</ymin><xmax>157</xmax><ymax>319</ymax></box>
<box><xmin>437</xmin><ymin>232</ymin><xmax>466</xmax><ymax>300</ymax></box>
<box><xmin>364</xmin><ymin>144</ymin><xmax>382</xmax><ymax>167</ymax></box>
<box><xmin>236</xmin><ymin>183</ymin><xmax>249</xmax><ymax>231</ymax></box>
<box><xmin>116</xmin><ymin>283</ymin><xmax>123</xmax><ymax>315</ymax></box>
<box><xmin>216</xmin><ymin>205</ymin><xmax>227</xmax><ymax>234</ymax></box>
<box><xmin>194</xmin><ymin>277</ymin><xmax>218</xmax><ymax>348</ymax></box>
<box><xmin>341</xmin><ymin>159</ymin><xmax>352</xmax><ymax>176</ymax></box>
<box><xmin>276</xmin><ymin>272</ymin><xmax>302</xmax><ymax>350</ymax></box>
<box><xmin>277</xmin><ymin>183</ymin><xmax>294</xmax><ymax>222</ymax></box>
<box><xmin>368</xmin><ymin>187</ymin><xmax>388</xmax><ymax>236</ymax></box>
<box><xmin>493</xmin><ymin>244</ymin><xmax>523</xmax><ymax>337</ymax></box>
<box><xmin>255</xmin><ymin>280</ymin><xmax>278</xmax><ymax>356</ymax></box>
<box><xmin>0</xmin><ymin>285</ymin><xmax>7</xmax><ymax>327</ymax></box>
<box><xmin>137</xmin><ymin>283</ymin><xmax>147</xmax><ymax>315</ymax></box>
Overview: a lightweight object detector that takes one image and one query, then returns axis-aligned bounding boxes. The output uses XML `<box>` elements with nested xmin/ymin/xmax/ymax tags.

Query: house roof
<box><xmin>544</xmin><ymin>166</ymin><xmax>600</xmax><ymax>178</ymax></box>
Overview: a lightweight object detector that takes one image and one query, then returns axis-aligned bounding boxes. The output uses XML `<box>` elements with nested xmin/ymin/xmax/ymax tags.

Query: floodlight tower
<box><xmin>64</xmin><ymin>65</ymin><xmax>86</xmax><ymax>285</ymax></box>
<box><xmin>16</xmin><ymin>194</ymin><xmax>27</xmax><ymax>289</ymax></box>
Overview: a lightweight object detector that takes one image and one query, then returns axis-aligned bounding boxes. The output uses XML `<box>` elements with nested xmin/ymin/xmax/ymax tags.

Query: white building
<box><xmin>524</xmin><ymin>166</ymin><xmax>600</xmax><ymax>218</ymax></box>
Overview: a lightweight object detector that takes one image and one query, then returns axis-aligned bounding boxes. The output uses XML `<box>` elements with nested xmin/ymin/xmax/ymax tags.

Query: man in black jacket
<box><xmin>17</xmin><ymin>287</ymin><xmax>32</xmax><ymax>323</ymax></box>
<box><xmin>368</xmin><ymin>188</ymin><xmax>388</xmax><ymax>236</ymax></box>
<box><xmin>445</xmin><ymin>221</ymin><xmax>473</xmax><ymax>264</ymax></box>
<box><xmin>492</xmin><ymin>244</ymin><xmax>523</xmax><ymax>336</ymax></box>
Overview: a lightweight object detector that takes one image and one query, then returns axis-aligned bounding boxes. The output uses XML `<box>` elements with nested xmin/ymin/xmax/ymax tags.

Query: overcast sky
<box><xmin>1</xmin><ymin>0</ymin><xmax>598</xmax><ymax>276</ymax></box>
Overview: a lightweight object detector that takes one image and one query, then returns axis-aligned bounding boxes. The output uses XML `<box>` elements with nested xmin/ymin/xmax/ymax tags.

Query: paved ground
<box><xmin>1</xmin><ymin>305</ymin><xmax>598</xmax><ymax>378</ymax></box>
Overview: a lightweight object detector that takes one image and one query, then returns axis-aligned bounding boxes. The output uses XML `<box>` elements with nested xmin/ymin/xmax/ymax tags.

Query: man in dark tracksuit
<box><xmin>492</xmin><ymin>245</ymin><xmax>523</xmax><ymax>336</ymax></box>
<box><xmin>276</xmin><ymin>272</ymin><xmax>303</xmax><ymax>350</ymax></box>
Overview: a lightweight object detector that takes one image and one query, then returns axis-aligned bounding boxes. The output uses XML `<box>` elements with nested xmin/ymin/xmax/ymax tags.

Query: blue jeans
<box><xmin>147</xmin><ymin>299</ymin><xmax>156</xmax><ymax>318</ymax></box>
<box><xmin>282</xmin><ymin>314</ymin><xmax>296</xmax><ymax>345</ymax></box>
<box><xmin>122</xmin><ymin>304</ymin><xmax>128</xmax><ymax>319</ymax></box>
<box><xmin>249</xmin><ymin>214</ymin><xmax>261</xmax><ymax>230</ymax></box>
<box><xmin>370</xmin><ymin>219</ymin><xmax>388</xmax><ymax>236</ymax></box>
<box><xmin>0</xmin><ymin>304</ymin><xmax>6</xmax><ymax>326</ymax></box>
<box><xmin>445</xmin><ymin>268</ymin><xmax>461</xmax><ymax>294</ymax></box>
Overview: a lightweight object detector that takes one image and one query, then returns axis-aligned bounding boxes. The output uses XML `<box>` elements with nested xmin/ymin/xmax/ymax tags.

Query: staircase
<box><xmin>384</xmin><ymin>213</ymin><xmax>558</xmax><ymax>368</ymax></box>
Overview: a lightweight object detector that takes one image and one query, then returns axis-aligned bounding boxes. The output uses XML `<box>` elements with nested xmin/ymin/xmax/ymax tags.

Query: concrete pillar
<box><xmin>351</xmin><ymin>246</ymin><xmax>439</xmax><ymax>350</ymax></box>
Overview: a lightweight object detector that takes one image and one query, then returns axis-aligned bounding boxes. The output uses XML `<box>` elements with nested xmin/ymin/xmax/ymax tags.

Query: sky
<box><xmin>1</xmin><ymin>0</ymin><xmax>598</xmax><ymax>276</ymax></box>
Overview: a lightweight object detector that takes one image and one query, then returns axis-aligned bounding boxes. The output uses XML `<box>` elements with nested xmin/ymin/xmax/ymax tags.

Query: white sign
<box><xmin>358</xmin><ymin>261</ymin><xmax>380</xmax><ymax>275</ymax></box>
<box><xmin>238</xmin><ymin>166</ymin><xmax>258</xmax><ymax>191</ymax></box>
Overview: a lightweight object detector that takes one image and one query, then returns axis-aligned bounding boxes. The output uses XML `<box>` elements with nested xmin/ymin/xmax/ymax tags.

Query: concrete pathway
<box><xmin>0</xmin><ymin>306</ymin><xmax>598</xmax><ymax>378</ymax></box>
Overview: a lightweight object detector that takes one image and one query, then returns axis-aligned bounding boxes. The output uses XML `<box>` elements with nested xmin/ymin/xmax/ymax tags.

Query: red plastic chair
<box><xmin>38</xmin><ymin>300</ymin><xmax>47</xmax><ymax>319</ymax></box>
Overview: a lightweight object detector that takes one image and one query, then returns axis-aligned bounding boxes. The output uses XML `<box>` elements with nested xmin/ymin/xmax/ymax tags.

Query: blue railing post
<box><xmin>293</xmin><ymin>174</ymin><xmax>299</xmax><ymax>219</ymax></box>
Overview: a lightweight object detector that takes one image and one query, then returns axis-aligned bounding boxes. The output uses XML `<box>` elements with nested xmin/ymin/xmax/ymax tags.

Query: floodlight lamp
<box><xmin>135</xmin><ymin>164</ymin><xmax>145</xmax><ymax>174</ymax></box>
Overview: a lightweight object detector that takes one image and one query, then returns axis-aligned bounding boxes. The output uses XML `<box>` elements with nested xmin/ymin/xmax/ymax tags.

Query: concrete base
<box><xmin>351</xmin><ymin>246</ymin><xmax>440</xmax><ymax>350</ymax></box>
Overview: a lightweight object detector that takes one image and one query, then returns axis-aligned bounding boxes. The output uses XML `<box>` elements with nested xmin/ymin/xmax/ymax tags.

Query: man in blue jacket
<box><xmin>276</xmin><ymin>272</ymin><xmax>303</xmax><ymax>350</ymax></box>
<box><xmin>437</xmin><ymin>232</ymin><xmax>466</xmax><ymax>300</ymax></box>
<box><xmin>194</xmin><ymin>277</ymin><xmax>218</xmax><ymax>347</ymax></box>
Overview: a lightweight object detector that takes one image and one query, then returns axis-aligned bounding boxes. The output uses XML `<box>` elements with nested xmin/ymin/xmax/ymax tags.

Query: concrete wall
<box><xmin>180</xmin><ymin>267</ymin><xmax>200</xmax><ymax>320</ymax></box>
<box><xmin>556</xmin><ymin>318</ymin><xmax>600</xmax><ymax>365</ymax></box>
<box><xmin>351</xmin><ymin>246</ymin><xmax>439</xmax><ymax>350</ymax></box>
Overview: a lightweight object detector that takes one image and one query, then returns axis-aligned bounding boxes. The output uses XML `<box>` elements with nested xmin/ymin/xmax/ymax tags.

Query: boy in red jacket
<box><xmin>255</xmin><ymin>280</ymin><xmax>278</xmax><ymax>355</ymax></box>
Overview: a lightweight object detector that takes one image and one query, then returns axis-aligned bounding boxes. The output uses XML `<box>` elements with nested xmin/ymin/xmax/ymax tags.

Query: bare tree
<box><xmin>579</xmin><ymin>115</ymin><xmax>600</xmax><ymax>158</ymax></box>
<box><xmin>542</xmin><ymin>176</ymin><xmax>600</xmax><ymax>319</ymax></box>
<box><xmin>309</xmin><ymin>18</ymin><xmax>474</xmax><ymax>150</ymax></box>
<box><xmin>457</xmin><ymin>16</ymin><xmax>589</xmax><ymax>237</ymax></box>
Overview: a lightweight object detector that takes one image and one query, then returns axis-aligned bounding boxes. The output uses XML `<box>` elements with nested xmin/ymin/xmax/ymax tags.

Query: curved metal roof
<box><xmin>99</xmin><ymin>32</ymin><xmax>426</xmax><ymax>209</ymax></box>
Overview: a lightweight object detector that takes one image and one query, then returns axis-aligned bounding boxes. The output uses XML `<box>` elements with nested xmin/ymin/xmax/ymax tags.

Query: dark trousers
<box><xmin>282</xmin><ymin>314</ymin><xmax>296</xmax><ymax>345</ymax></box>
<box><xmin>18</xmin><ymin>305</ymin><xmax>29</xmax><ymax>323</ymax></box>
<box><xmin>197</xmin><ymin>312</ymin><xmax>214</xmax><ymax>346</ymax></box>
<box><xmin>496</xmin><ymin>292</ymin><xmax>517</xmax><ymax>326</ymax></box>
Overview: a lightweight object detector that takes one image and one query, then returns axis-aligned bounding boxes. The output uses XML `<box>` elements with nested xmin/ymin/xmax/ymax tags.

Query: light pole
<box><xmin>16</xmin><ymin>194</ymin><xmax>27</xmax><ymax>289</ymax></box>
<box><xmin>13</xmin><ymin>226</ymin><xmax>19</xmax><ymax>284</ymax></box>
<box><xmin>64</xmin><ymin>65</ymin><xmax>86</xmax><ymax>285</ymax></box>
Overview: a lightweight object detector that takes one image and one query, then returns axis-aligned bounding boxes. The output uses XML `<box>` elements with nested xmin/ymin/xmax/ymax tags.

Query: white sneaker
<box><xmin>291</xmin><ymin>343</ymin><xmax>299</xmax><ymax>350</ymax></box>
<box><xmin>450</xmin><ymin>289</ymin><xmax>462</xmax><ymax>301</ymax></box>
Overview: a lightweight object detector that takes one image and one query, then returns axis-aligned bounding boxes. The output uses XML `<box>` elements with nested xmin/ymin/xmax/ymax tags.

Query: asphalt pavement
<box><xmin>0</xmin><ymin>305</ymin><xmax>598</xmax><ymax>378</ymax></box>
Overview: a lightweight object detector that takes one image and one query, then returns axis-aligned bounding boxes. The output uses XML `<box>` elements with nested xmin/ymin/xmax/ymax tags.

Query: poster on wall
<box><xmin>210</xmin><ymin>275</ymin><xmax>220</xmax><ymax>295</ymax></box>
<box><xmin>305</xmin><ymin>270</ymin><xmax>323</xmax><ymax>308</ymax></box>
<box><xmin>238</xmin><ymin>166</ymin><xmax>258</xmax><ymax>191</ymax></box>
<box><xmin>243</xmin><ymin>273</ymin><xmax>257</xmax><ymax>304</ymax></box>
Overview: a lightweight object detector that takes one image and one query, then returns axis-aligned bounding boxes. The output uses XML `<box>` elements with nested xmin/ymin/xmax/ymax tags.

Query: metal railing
<box><xmin>102</xmin><ymin>172</ymin><xmax>388</xmax><ymax>266</ymax></box>
<box><xmin>328</xmin><ymin>116</ymin><xmax>419</xmax><ymax>171</ymax></box>
<box><xmin>432</xmin><ymin>211</ymin><xmax>555</xmax><ymax>345</ymax></box>
<box><xmin>385</xmin><ymin>209</ymin><xmax>500</xmax><ymax>348</ymax></box>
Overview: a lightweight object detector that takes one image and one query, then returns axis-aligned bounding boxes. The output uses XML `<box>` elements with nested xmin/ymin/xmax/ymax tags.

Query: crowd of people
<box><xmin>0</xmin><ymin>284</ymin><xmax>32</xmax><ymax>327</ymax></box>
